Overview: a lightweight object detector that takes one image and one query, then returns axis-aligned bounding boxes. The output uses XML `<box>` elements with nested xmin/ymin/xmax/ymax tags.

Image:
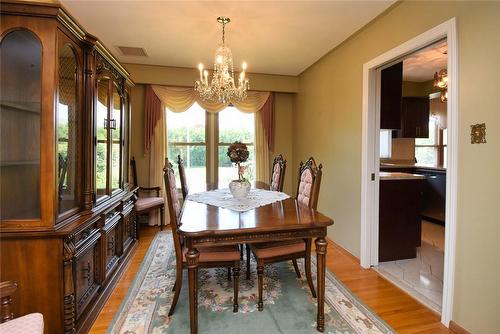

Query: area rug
<box><xmin>108</xmin><ymin>232</ymin><xmax>395</xmax><ymax>334</ymax></box>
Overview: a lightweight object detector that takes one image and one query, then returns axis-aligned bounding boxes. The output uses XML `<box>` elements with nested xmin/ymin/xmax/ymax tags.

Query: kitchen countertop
<box><xmin>380</xmin><ymin>172</ymin><xmax>426</xmax><ymax>181</ymax></box>
<box><xmin>380</xmin><ymin>162</ymin><xmax>446</xmax><ymax>171</ymax></box>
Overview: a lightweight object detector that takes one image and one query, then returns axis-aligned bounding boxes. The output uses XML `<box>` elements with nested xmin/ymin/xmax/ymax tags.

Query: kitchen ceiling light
<box><xmin>433</xmin><ymin>68</ymin><xmax>448</xmax><ymax>103</ymax></box>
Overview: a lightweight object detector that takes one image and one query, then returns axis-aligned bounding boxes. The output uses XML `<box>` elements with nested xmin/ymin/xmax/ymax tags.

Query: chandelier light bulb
<box><xmin>242</xmin><ymin>62</ymin><xmax>247</xmax><ymax>70</ymax></box>
<box><xmin>198</xmin><ymin>63</ymin><xmax>204</xmax><ymax>71</ymax></box>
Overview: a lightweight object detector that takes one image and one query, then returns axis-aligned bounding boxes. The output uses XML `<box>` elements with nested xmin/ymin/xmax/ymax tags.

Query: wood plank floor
<box><xmin>89</xmin><ymin>226</ymin><xmax>452</xmax><ymax>334</ymax></box>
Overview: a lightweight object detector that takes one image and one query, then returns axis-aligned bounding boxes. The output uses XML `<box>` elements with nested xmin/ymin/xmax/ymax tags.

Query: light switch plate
<box><xmin>470</xmin><ymin>123</ymin><xmax>486</xmax><ymax>144</ymax></box>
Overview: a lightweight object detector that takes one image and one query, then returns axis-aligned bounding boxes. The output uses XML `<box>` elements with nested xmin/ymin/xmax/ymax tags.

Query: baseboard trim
<box><xmin>325</xmin><ymin>236</ymin><xmax>360</xmax><ymax>264</ymax></box>
<box><xmin>449</xmin><ymin>320</ymin><xmax>471</xmax><ymax>334</ymax></box>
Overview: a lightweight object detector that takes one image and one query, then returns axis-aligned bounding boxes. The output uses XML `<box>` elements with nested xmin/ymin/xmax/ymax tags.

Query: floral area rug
<box><xmin>107</xmin><ymin>232</ymin><xmax>395</xmax><ymax>334</ymax></box>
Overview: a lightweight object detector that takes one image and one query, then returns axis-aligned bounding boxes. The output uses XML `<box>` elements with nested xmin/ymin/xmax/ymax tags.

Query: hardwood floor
<box><xmin>89</xmin><ymin>226</ymin><xmax>452</xmax><ymax>334</ymax></box>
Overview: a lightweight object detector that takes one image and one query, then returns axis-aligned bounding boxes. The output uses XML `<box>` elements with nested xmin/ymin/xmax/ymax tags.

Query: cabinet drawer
<box><xmin>74</xmin><ymin>233</ymin><xmax>101</xmax><ymax>318</ymax></box>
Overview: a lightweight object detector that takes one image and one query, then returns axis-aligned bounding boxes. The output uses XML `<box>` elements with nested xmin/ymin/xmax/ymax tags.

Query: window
<box><xmin>415</xmin><ymin>116</ymin><xmax>446</xmax><ymax>165</ymax></box>
<box><xmin>166</xmin><ymin>103</ymin><xmax>207</xmax><ymax>190</ymax></box>
<box><xmin>218</xmin><ymin>107</ymin><xmax>255</xmax><ymax>185</ymax></box>
<box><xmin>380</xmin><ymin>130</ymin><xmax>392</xmax><ymax>158</ymax></box>
<box><xmin>166</xmin><ymin>104</ymin><xmax>256</xmax><ymax>191</ymax></box>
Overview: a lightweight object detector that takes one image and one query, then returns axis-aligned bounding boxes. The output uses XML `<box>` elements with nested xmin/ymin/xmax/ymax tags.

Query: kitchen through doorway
<box><xmin>375</xmin><ymin>40</ymin><xmax>449</xmax><ymax>313</ymax></box>
<box><xmin>360</xmin><ymin>19</ymin><xmax>459</xmax><ymax>326</ymax></box>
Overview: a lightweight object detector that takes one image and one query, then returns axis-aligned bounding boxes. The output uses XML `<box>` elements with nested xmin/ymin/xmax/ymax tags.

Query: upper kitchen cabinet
<box><xmin>400</xmin><ymin>97</ymin><xmax>430</xmax><ymax>138</ymax></box>
<box><xmin>380</xmin><ymin>62</ymin><xmax>403</xmax><ymax>130</ymax></box>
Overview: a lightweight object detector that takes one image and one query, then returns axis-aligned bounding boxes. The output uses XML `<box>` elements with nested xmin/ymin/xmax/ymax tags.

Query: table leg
<box><xmin>186</xmin><ymin>247</ymin><xmax>200</xmax><ymax>334</ymax></box>
<box><xmin>315</xmin><ymin>237</ymin><xmax>327</xmax><ymax>332</ymax></box>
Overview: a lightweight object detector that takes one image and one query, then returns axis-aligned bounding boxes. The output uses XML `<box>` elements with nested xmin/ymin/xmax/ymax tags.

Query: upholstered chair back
<box><xmin>177</xmin><ymin>155</ymin><xmax>189</xmax><ymax>200</ymax></box>
<box><xmin>270</xmin><ymin>154</ymin><xmax>287</xmax><ymax>192</ymax></box>
<box><xmin>295</xmin><ymin>157</ymin><xmax>323</xmax><ymax>210</ymax></box>
<box><xmin>163</xmin><ymin>158</ymin><xmax>183</xmax><ymax>260</ymax></box>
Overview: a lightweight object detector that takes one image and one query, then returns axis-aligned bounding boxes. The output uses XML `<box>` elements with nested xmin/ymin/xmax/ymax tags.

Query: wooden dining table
<box><xmin>179</xmin><ymin>182</ymin><xmax>334</xmax><ymax>333</ymax></box>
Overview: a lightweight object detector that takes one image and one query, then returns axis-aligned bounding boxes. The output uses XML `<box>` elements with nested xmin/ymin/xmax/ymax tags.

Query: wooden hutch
<box><xmin>0</xmin><ymin>1</ymin><xmax>137</xmax><ymax>333</ymax></box>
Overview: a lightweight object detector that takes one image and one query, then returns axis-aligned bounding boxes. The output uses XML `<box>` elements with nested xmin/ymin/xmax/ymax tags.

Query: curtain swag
<box><xmin>144</xmin><ymin>85</ymin><xmax>274</xmax><ymax>152</ymax></box>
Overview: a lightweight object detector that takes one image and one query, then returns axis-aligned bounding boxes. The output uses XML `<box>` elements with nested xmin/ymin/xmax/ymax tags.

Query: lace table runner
<box><xmin>186</xmin><ymin>188</ymin><xmax>290</xmax><ymax>212</ymax></box>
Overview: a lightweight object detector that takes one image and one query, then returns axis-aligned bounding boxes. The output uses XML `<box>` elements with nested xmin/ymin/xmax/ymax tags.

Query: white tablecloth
<box><xmin>186</xmin><ymin>188</ymin><xmax>290</xmax><ymax>212</ymax></box>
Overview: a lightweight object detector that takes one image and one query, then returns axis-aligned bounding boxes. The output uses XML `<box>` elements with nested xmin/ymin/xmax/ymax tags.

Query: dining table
<box><xmin>179</xmin><ymin>181</ymin><xmax>334</xmax><ymax>333</ymax></box>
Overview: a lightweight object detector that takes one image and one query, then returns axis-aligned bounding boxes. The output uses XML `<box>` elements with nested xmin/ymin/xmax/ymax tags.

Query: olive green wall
<box><xmin>294</xmin><ymin>1</ymin><xmax>500</xmax><ymax>333</ymax></box>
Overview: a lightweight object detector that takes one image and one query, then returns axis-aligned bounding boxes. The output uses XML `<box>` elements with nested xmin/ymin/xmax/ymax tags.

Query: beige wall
<box><xmin>294</xmin><ymin>1</ymin><xmax>500</xmax><ymax>332</ymax></box>
<box><xmin>270</xmin><ymin>93</ymin><xmax>294</xmax><ymax>195</ymax></box>
<box><xmin>129</xmin><ymin>84</ymin><xmax>295</xmax><ymax>194</ymax></box>
<box><xmin>124</xmin><ymin>63</ymin><xmax>299</xmax><ymax>93</ymax></box>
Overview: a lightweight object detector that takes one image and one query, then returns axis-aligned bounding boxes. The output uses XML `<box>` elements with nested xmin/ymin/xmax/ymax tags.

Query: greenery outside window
<box><xmin>166</xmin><ymin>103</ymin><xmax>256</xmax><ymax>191</ymax></box>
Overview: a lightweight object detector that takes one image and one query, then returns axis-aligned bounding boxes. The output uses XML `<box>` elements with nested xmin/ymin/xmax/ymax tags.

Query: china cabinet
<box><xmin>0</xmin><ymin>2</ymin><xmax>136</xmax><ymax>333</ymax></box>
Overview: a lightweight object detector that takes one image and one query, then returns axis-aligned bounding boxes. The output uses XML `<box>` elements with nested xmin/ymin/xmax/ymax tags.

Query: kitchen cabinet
<box><xmin>380</xmin><ymin>62</ymin><xmax>403</xmax><ymax>130</ymax></box>
<box><xmin>416</xmin><ymin>168</ymin><xmax>446</xmax><ymax>224</ymax></box>
<box><xmin>379</xmin><ymin>176</ymin><xmax>424</xmax><ymax>262</ymax></box>
<box><xmin>398</xmin><ymin>97</ymin><xmax>430</xmax><ymax>138</ymax></box>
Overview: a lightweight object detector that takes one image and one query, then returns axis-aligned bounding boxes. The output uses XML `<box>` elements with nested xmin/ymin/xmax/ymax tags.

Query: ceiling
<box><xmin>403</xmin><ymin>41</ymin><xmax>448</xmax><ymax>82</ymax></box>
<box><xmin>61</xmin><ymin>0</ymin><xmax>394</xmax><ymax>76</ymax></box>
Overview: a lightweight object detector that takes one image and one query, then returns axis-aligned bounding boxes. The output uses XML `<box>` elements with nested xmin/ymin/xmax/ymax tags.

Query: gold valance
<box><xmin>151</xmin><ymin>85</ymin><xmax>270</xmax><ymax>114</ymax></box>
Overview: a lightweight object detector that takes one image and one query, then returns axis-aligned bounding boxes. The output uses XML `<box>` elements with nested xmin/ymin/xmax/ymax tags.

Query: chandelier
<box><xmin>195</xmin><ymin>17</ymin><xmax>249</xmax><ymax>104</ymax></box>
<box><xmin>433</xmin><ymin>69</ymin><xmax>448</xmax><ymax>103</ymax></box>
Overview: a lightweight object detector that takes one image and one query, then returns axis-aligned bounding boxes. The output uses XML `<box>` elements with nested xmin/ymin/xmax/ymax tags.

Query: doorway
<box><xmin>376</xmin><ymin>40</ymin><xmax>448</xmax><ymax>313</ymax></box>
<box><xmin>360</xmin><ymin>19</ymin><xmax>458</xmax><ymax>326</ymax></box>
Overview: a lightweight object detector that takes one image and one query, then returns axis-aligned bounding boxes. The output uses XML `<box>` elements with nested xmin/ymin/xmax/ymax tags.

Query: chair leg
<box><xmin>171</xmin><ymin>280</ymin><xmax>176</xmax><ymax>292</ymax></box>
<box><xmin>227</xmin><ymin>267</ymin><xmax>232</xmax><ymax>281</ymax></box>
<box><xmin>292</xmin><ymin>259</ymin><xmax>302</xmax><ymax>278</ymax></box>
<box><xmin>168</xmin><ymin>266</ymin><xmax>183</xmax><ymax>316</ymax></box>
<box><xmin>257</xmin><ymin>263</ymin><xmax>264</xmax><ymax>311</ymax></box>
<box><xmin>305</xmin><ymin>239</ymin><xmax>317</xmax><ymax>298</ymax></box>
<box><xmin>233</xmin><ymin>263</ymin><xmax>240</xmax><ymax>313</ymax></box>
<box><xmin>246</xmin><ymin>244</ymin><xmax>251</xmax><ymax>279</ymax></box>
<box><xmin>240</xmin><ymin>245</ymin><xmax>243</xmax><ymax>260</ymax></box>
<box><xmin>160</xmin><ymin>206</ymin><xmax>165</xmax><ymax>231</ymax></box>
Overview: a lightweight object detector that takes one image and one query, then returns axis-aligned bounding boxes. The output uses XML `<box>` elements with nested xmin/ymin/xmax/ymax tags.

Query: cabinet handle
<box><xmin>104</xmin><ymin>118</ymin><xmax>109</xmax><ymax>129</ymax></box>
<box><xmin>109</xmin><ymin>119</ymin><xmax>117</xmax><ymax>130</ymax></box>
<box><xmin>82</xmin><ymin>261</ymin><xmax>92</xmax><ymax>284</ymax></box>
<box><xmin>429</xmin><ymin>175</ymin><xmax>438</xmax><ymax>179</ymax></box>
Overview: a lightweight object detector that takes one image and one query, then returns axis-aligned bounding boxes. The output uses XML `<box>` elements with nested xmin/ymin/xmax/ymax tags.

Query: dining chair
<box><xmin>269</xmin><ymin>154</ymin><xmax>287</xmax><ymax>192</ymax></box>
<box><xmin>247</xmin><ymin>157</ymin><xmax>323</xmax><ymax>311</ymax></box>
<box><xmin>177</xmin><ymin>155</ymin><xmax>189</xmax><ymax>200</ymax></box>
<box><xmin>0</xmin><ymin>281</ymin><xmax>44</xmax><ymax>334</ymax></box>
<box><xmin>131</xmin><ymin>157</ymin><xmax>165</xmax><ymax>233</ymax></box>
<box><xmin>164</xmin><ymin>158</ymin><xmax>241</xmax><ymax>315</ymax></box>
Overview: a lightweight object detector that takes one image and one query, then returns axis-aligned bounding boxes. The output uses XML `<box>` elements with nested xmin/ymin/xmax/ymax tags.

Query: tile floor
<box><xmin>375</xmin><ymin>221</ymin><xmax>445</xmax><ymax>313</ymax></box>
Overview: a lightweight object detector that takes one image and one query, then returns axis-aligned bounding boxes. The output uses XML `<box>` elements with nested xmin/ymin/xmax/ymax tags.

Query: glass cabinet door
<box><xmin>0</xmin><ymin>30</ymin><xmax>42</xmax><ymax>220</ymax></box>
<box><xmin>96</xmin><ymin>78</ymin><xmax>109</xmax><ymax>200</ymax></box>
<box><xmin>122</xmin><ymin>93</ymin><xmax>130</xmax><ymax>187</ymax></box>
<box><xmin>111</xmin><ymin>85</ymin><xmax>122</xmax><ymax>192</ymax></box>
<box><xmin>57</xmin><ymin>44</ymin><xmax>78</xmax><ymax>214</ymax></box>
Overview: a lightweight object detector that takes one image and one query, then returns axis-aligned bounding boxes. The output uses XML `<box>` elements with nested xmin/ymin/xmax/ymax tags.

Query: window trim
<box><xmin>415</xmin><ymin>118</ymin><xmax>446</xmax><ymax>165</ymax></box>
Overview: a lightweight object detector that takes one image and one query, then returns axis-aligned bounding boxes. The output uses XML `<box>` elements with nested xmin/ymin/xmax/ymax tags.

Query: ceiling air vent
<box><xmin>116</xmin><ymin>46</ymin><xmax>148</xmax><ymax>57</ymax></box>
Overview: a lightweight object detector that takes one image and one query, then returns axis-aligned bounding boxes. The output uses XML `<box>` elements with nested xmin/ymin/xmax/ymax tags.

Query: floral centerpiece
<box><xmin>227</xmin><ymin>141</ymin><xmax>251</xmax><ymax>199</ymax></box>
